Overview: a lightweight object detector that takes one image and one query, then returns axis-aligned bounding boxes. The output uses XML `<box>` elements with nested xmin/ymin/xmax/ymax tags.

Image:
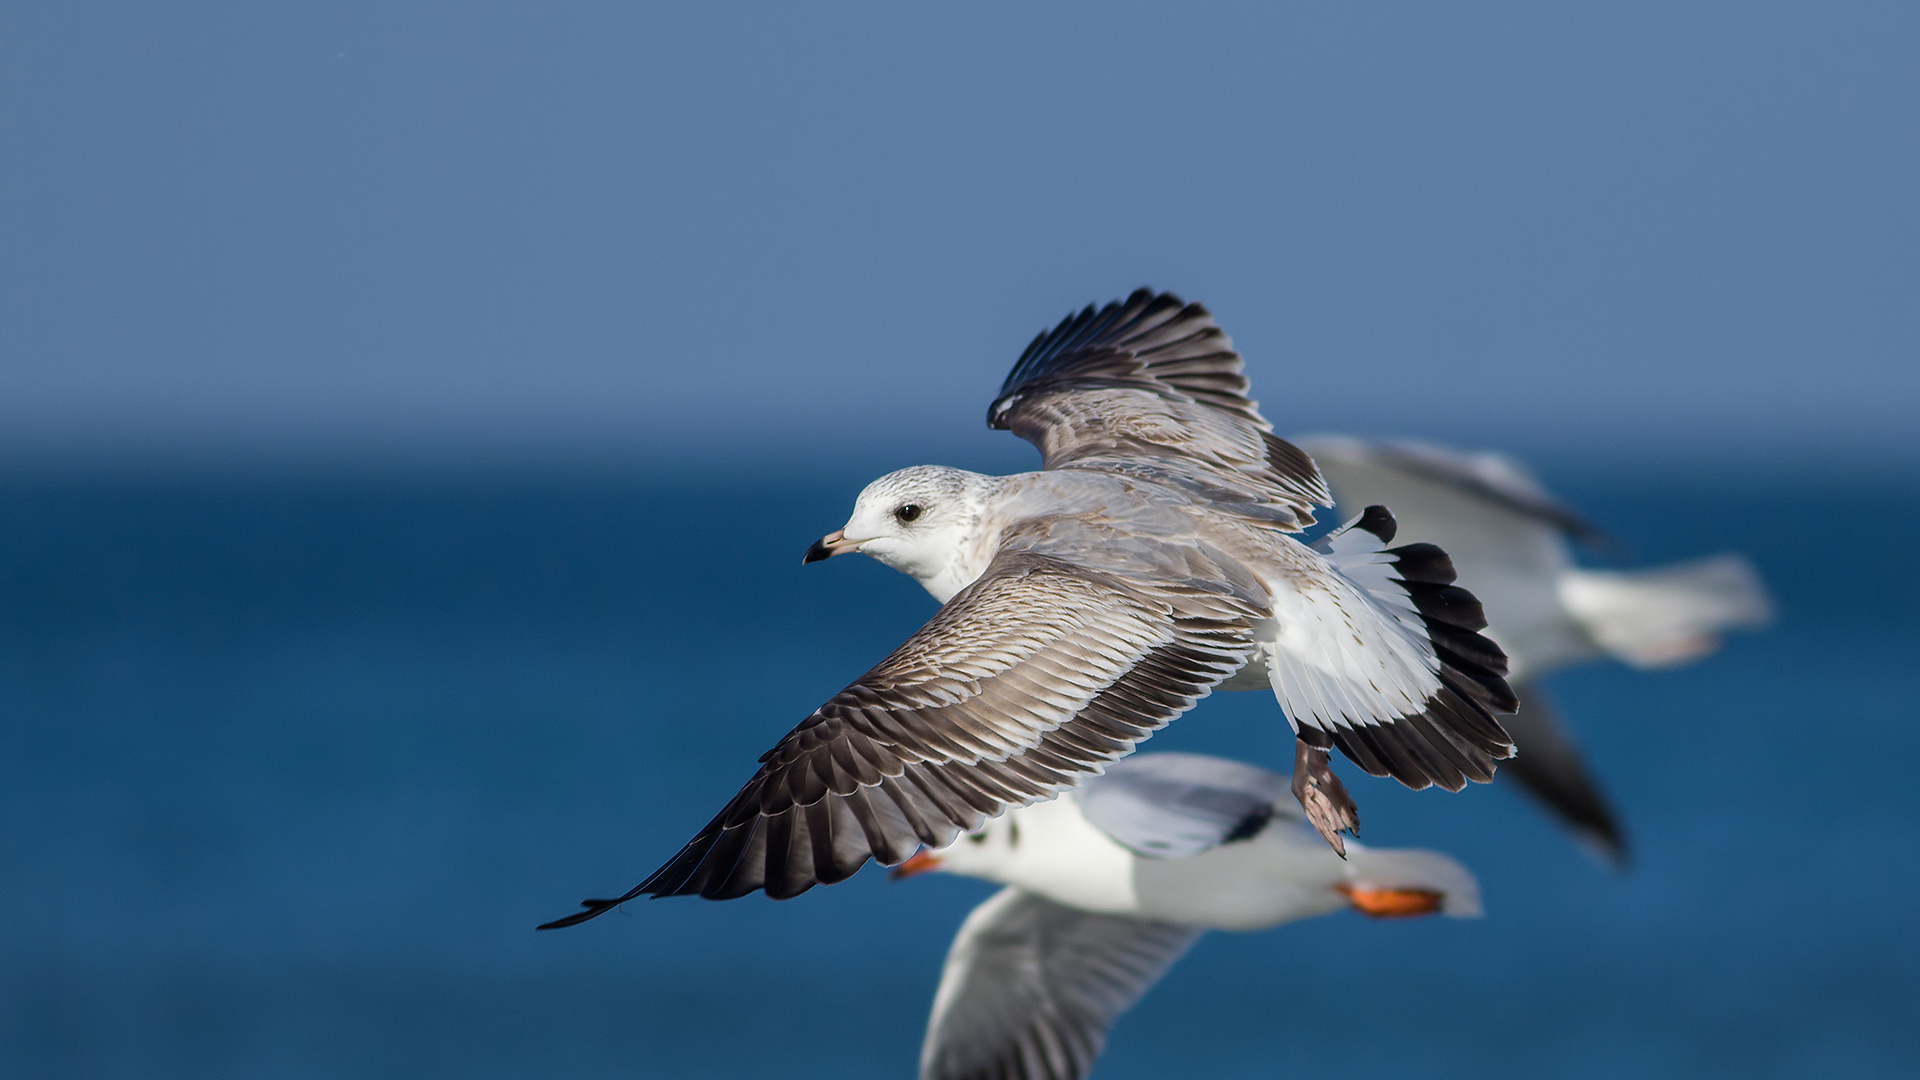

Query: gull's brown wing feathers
<box><xmin>990</xmin><ymin>289</ymin><xmax>1330</xmax><ymax>529</ymax></box>
<box><xmin>539</xmin><ymin>552</ymin><xmax>1259</xmax><ymax>925</ymax></box>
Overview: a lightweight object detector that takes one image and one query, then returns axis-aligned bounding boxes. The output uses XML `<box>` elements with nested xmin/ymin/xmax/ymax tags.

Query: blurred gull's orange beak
<box><xmin>803</xmin><ymin>529</ymin><xmax>862</xmax><ymax>564</ymax></box>
<box><xmin>1338</xmin><ymin>884</ymin><xmax>1445</xmax><ymax>919</ymax></box>
<box><xmin>890</xmin><ymin>851</ymin><xmax>942</xmax><ymax>880</ymax></box>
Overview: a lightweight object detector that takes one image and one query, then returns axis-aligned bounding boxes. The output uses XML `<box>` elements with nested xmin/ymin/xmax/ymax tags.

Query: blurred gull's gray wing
<box><xmin>921</xmin><ymin>886</ymin><xmax>1202</xmax><ymax>1080</ymax></box>
<box><xmin>1078</xmin><ymin>752</ymin><xmax>1294</xmax><ymax>858</ymax></box>
<box><xmin>991</xmin><ymin>290</ymin><xmax>1332</xmax><ymax>530</ymax></box>
<box><xmin>1498</xmin><ymin>679</ymin><xmax>1628</xmax><ymax>865</ymax></box>
<box><xmin>539</xmin><ymin>550</ymin><xmax>1261</xmax><ymax>924</ymax></box>
<box><xmin>1296</xmin><ymin>435</ymin><xmax>1605</xmax><ymax>545</ymax></box>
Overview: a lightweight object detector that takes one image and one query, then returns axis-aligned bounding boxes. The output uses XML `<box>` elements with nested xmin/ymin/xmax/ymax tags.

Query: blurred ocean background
<box><xmin>3</xmin><ymin>2</ymin><xmax>1917</xmax><ymax>1077</ymax></box>
<box><xmin>2</xmin><ymin>456</ymin><xmax>1915</xmax><ymax>1079</ymax></box>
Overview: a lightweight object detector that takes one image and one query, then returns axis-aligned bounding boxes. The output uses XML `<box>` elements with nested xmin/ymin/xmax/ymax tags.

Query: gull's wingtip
<box><xmin>535</xmin><ymin>892</ymin><xmax>644</xmax><ymax>931</ymax></box>
<box><xmin>535</xmin><ymin>902</ymin><xmax>607</xmax><ymax>931</ymax></box>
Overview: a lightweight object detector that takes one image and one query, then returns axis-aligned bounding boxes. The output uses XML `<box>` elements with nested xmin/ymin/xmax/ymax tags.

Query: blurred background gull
<box><xmin>1</xmin><ymin>3</ymin><xmax>1915</xmax><ymax>1078</ymax></box>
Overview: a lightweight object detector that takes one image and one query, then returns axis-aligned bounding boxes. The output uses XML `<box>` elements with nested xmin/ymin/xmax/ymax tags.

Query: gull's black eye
<box><xmin>894</xmin><ymin>503</ymin><xmax>923</xmax><ymax>523</ymax></box>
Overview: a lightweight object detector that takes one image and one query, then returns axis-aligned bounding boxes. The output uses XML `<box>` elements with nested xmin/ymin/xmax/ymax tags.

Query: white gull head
<box><xmin>803</xmin><ymin>465</ymin><xmax>1000</xmax><ymax>603</ymax></box>
<box><xmin>899</xmin><ymin>797</ymin><xmax>1141</xmax><ymax>915</ymax></box>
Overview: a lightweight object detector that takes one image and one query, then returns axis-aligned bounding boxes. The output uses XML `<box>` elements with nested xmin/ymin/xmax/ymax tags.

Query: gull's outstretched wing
<box><xmin>1077</xmin><ymin>752</ymin><xmax>1293</xmax><ymax>858</ymax></box>
<box><xmin>539</xmin><ymin>552</ymin><xmax>1260</xmax><ymax>925</ymax></box>
<box><xmin>1498</xmin><ymin>679</ymin><xmax>1628</xmax><ymax>865</ymax></box>
<box><xmin>1264</xmin><ymin>506</ymin><xmax>1519</xmax><ymax>793</ymax></box>
<box><xmin>921</xmin><ymin>886</ymin><xmax>1202</xmax><ymax>1080</ymax></box>
<box><xmin>991</xmin><ymin>290</ymin><xmax>1331</xmax><ymax>530</ymax></box>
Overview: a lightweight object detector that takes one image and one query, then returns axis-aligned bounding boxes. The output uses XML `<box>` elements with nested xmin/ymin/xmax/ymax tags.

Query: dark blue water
<box><xmin>1</xmin><ymin>458</ymin><xmax>1914</xmax><ymax>1078</ymax></box>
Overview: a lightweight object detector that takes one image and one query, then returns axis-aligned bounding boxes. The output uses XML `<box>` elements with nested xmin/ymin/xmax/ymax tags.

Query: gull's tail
<box><xmin>1292</xmin><ymin>505</ymin><xmax>1519</xmax><ymax>796</ymax></box>
<box><xmin>1558</xmin><ymin>553</ymin><xmax>1773</xmax><ymax>669</ymax></box>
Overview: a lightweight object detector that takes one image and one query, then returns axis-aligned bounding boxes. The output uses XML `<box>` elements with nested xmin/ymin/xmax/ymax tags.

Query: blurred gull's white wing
<box><xmin>920</xmin><ymin>886</ymin><xmax>1202</xmax><ymax>1080</ymax></box>
<box><xmin>1298</xmin><ymin>435</ymin><xmax>1604</xmax><ymax>541</ymax></box>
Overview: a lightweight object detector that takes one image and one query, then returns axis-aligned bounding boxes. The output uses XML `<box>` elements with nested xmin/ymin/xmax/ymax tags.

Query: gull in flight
<box><xmin>901</xmin><ymin>752</ymin><xmax>1480</xmax><ymax>1080</ymax></box>
<box><xmin>1294</xmin><ymin>436</ymin><xmax>1774</xmax><ymax>862</ymax></box>
<box><xmin>541</xmin><ymin>290</ymin><xmax>1515</xmax><ymax>928</ymax></box>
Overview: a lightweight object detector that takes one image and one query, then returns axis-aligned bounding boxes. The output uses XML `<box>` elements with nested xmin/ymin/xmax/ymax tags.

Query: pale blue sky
<box><xmin>3</xmin><ymin>2</ymin><xmax>1915</xmax><ymax>466</ymax></box>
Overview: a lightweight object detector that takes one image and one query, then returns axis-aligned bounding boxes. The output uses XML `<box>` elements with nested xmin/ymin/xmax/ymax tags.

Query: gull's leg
<box><xmin>1292</xmin><ymin>736</ymin><xmax>1359</xmax><ymax>857</ymax></box>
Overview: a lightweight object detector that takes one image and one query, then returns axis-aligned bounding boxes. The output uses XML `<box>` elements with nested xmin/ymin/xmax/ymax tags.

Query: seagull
<box><xmin>540</xmin><ymin>290</ymin><xmax>1516</xmax><ymax>928</ymax></box>
<box><xmin>1292</xmin><ymin>435</ymin><xmax>1774</xmax><ymax>862</ymax></box>
<box><xmin>901</xmin><ymin>752</ymin><xmax>1481</xmax><ymax>1080</ymax></box>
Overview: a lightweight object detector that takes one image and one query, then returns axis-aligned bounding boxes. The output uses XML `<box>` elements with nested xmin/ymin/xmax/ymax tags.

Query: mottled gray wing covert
<box><xmin>920</xmin><ymin>886</ymin><xmax>1203</xmax><ymax>1080</ymax></box>
<box><xmin>990</xmin><ymin>289</ymin><xmax>1332</xmax><ymax>530</ymax></box>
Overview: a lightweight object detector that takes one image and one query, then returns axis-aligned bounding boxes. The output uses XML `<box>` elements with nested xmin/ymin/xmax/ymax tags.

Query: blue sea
<box><xmin>1</xmin><ymin>454</ymin><xmax>1914</xmax><ymax>1078</ymax></box>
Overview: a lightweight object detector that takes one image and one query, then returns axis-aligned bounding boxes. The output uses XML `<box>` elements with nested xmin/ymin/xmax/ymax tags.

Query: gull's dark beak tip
<box><xmin>803</xmin><ymin>529</ymin><xmax>853</xmax><ymax>564</ymax></box>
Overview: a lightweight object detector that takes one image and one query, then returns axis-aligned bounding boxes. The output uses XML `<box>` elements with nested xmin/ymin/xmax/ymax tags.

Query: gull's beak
<box><xmin>889</xmin><ymin>851</ymin><xmax>942</xmax><ymax>880</ymax></box>
<box><xmin>803</xmin><ymin>529</ymin><xmax>862</xmax><ymax>564</ymax></box>
<box><xmin>1337</xmin><ymin>883</ymin><xmax>1445</xmax><ymax>919</ymax></box>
